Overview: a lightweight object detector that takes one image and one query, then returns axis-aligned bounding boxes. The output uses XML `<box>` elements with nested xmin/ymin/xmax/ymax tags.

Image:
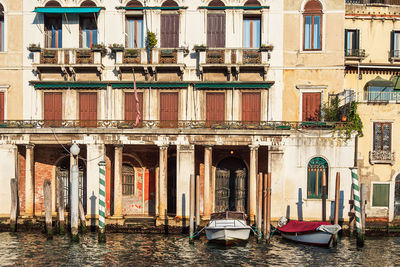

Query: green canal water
<box><xmin>0</xmin><ymin>232</ymin><xmax>399</xmax><ymax>266</ymax></box>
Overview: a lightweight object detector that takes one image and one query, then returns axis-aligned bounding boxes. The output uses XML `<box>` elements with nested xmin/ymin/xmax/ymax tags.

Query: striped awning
<box><xmin>198</xmin><ymin>6</ymin><xmax>269</xmax><ymax>10</ymax></box>
<box><xmin>112</xmin><ymin>83</ymin><xmax>189</xmax><ymax>89</ymax></box>
<box><xmin>194</xmin><ymin>83</ymin><xmax>272</xmax><ymax>89</ymax></box>
<box><xmin>33</xmin><ymin>7</ymin><xmax>103</xmax><ymax>14</ymax></box>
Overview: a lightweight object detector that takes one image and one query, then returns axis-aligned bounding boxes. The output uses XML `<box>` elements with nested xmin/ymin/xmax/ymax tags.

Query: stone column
<box><xmin>113</xmin><ymin>145</ymin><xmax>123</xmax><ymax>218</ymax></box>
<box><xmin>25</xmin><ymin>144</ymin><xmax>35</xmax><ymax>217</ymax></box>
<box><xmin>249</xmin><ymin>144</ymin><xmax>259</xmax><ymax>222</ymax></box>
<box><xmin>176</xmin><ymin>145</ymin><xmax>195</xmax><ymax>218</ymax></box>
<box><xmin>158</xmin><ymin>145</ymin><xmax>168</xmax><ymax>219</ymax></box>
<box><xmin>204</xmin><ymin>145</ymin><xmax>213</xmax><ymax>219</ymax></box>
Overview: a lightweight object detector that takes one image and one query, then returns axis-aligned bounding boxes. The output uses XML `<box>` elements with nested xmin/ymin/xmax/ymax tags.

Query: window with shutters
<box><xmin>125</xmin><ymin>92</ymin><xmax>143</xmax><ymax>122</ymax></box>
<box><xmin>302</xmin><ymin>92</ymin><xmax>321</xmax><ymax>121</ymax></box>
<box><xmin>242</xmin><ymin>92</ymin><xmax>261</xmax><ymax>122</ymax></box>
<box><xmin>44</xmin><ymin>92</ymin><xmax>62</xmax><ymax>126</ymax></box>
<box><xmin>390</xmin><ymin>31</ymin><xmax>400</xmax><ymax>58</ymax></box>
<box><xmin>160</xmin><ymin>13</ymin><xmax>179</xmax><ymax>48</ymax></box>
<box><xmin>243</xmin><ymin>16</ymin><xmax>261</xmax><ymax>49</ymax></box>
<box><xmin>372</xmin><ymin>183</ymin><xmax>390</xmax><ymax>207</ymax></box>
<box><xmin>303</xmin><ymin>0</ymin><xmax>322</xmax><ymax>51</ymax></box>
<box><xmin>45</xmin><ymin>15</ymin><xmax>62</xmax><ymax>48</ymax></box>
<box><xmin>307</xmin><ymin>157</ymin><xmax>328</xmax><ymax>199</ymax></box>
<box><xmin>0</xmin><ymin>4</ymin><xmax>4</xmax><ymax>52</ymax></box>
<box><xmin>80</xmin><ymin>16</ymin><xmax>97</xmax><ymax>48</ymax></box>
<box><xmin>207</xmin><ymin>13</ymin><xmax>226</xmax><ymax>48</ymax></box>
<box><xmin>371</xmin><ymin>122</ymin><xmax>393</xmax><ymax>162</ymax></box>
<box><xmin>79</xmin><ymin>92</ymin><xmax>97</xmax><ymax>127</ymax></box>
<box><xmin>160</xmin><ymin>92</ymin><xmax>178</xmax><ymax>128</ymax></box>
<box><xmin>0</xmin><ymin>92</ymin><xmax>4</xmax><ymax>121</ymax></box>
<box><xmin>122</xmin><ymin>164</ymin><xmax>135</xmax><ymax>196</ymax></box>
<box><xmin>206</xmin><ymin>93</ymin><xmax>225</xmax><ymax>125</ymax></box>
<box><xmin>345</xmin><ymin>29</ymin><xmax>364</xmax><ymax>58</ymax></box>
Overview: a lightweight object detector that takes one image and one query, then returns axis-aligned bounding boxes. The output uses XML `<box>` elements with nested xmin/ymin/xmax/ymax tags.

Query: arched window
<box><xmin>307</xmin><ymin>157</ymin><xmax>328</xmax><ymax>199</ymax></box>
<box><xmin>160</xmin><ymin>0</ymin><xmax>179</xmax><ymax>48</ymax></box>
<box><xmin>44</xmin><ymin>1</ymin><xmax>62</xmax><ymax>48</ymax></box>
<box><xmin>207</xmin><ymin>0</ymin><xmax>225</xmax><ymax>48</ymax></box>
<box><xmin>80</xmin><ymin>1</ymin><xmax>98</xmax><ymax>48</ymax></box>
<box><xmin>244</xmin><ymin>0</ymin><xmax>261</xmax><ymax>6</ymax></box>
<box><xmin>303</xmin><ymin>0</ymin><xmax>322</xmax><ymax>51</ymax></box>
<box><xmin>126</xmin><ymin>1</ymin><xmax>144</xmax><ymax>48</ymax></box>
<box><xmin>126</xmin><ymin>0</ymin><xmax>143</xmax><ymax>7</ymax></box>
<box><xmin>122</xmin><ymin>164</ymin><xmax>135</xmax><ymax>195</ymax></box>
<box><xmin>208</xmin><ymin>0</ymin><xmax>225</xmax><ymax>6</ymax></box>
<box><xmin>0</xmin><ymin>4</ymin><xmax>4</xmax><ymax>52</ymax></box>
<box><xmin>243</xmin><ymin>0</ymin><xmax>261</xmax><ymax>48</ymax></box>
<box><xmin>162</xmin><ymin>0</ymin><xmax>178</xmax><ymax>7</ymax></box>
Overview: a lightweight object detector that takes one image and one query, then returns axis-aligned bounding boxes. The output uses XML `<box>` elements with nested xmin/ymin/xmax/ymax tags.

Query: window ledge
<box><xmin>300</xmin><ymin>50</ymin><xmax>324</xmax><ymax>54</ymax></box>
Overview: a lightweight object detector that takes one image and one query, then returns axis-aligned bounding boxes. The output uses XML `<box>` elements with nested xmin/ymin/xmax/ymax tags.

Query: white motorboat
<box><xmin>277</xmin><ymin>217</ymin><xmax>341</xmax><ymax>247</ymax></box>
<box><xmin>205</xmin><ymin>211</ymin><xmax>251</xmax><ymax>245</ymax></box>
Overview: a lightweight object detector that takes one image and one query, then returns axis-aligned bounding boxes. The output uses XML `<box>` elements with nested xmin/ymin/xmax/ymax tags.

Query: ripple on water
<box><xmin>0</xmin><ymin>232</ymin><xmax>399</xmax><ymax>266</ymax></box>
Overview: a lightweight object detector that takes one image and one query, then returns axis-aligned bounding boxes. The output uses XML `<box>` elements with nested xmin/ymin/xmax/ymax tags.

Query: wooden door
<box><xmin>44</xmin><ymin>92</ymin><xmax>62</xmax><ymax>126</ymax></box>
<box><xmin>302</xmin><ymin>92</ymin><xmax>321</xmax><ymax>121</ymax></box>
<box><xmin>161</xmin><ymin>14</ymin><xmax>179</xmax><ymax>48</ymax></box>
<box><xmin>0</xmin><ymin>92</ymin><xmax>4</xmax><ymax>121</ymax></box>
<box><xmin>160</xmin><ymin>92</ymin><xmax>178</xmax><ymax>128</ymax></box>
<box><xmin>125</xmin><ymin>92</ymin><xmax>143</xmax><ymax>126</ymax></box>
<box><xmin>206</xmin><ymin>93</ymin><xmax>225</xmax><ymax>126</ymax></box>
<box><xmin>242</xmin><ymin>92</ymin><xmax>261</xmax><ymax>122</ymax></box>
<box><xmin>79</xmin><ymin>92</ymin><xmax>97</xmax><ymax>127</ymax></box>
<box><xmin>207</xmin><ymin>13</ymin><xmax>226</xmax><ymax>48</ymax></box>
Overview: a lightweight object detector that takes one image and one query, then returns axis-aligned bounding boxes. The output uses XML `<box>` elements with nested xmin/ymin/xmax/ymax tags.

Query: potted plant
<box><xmin>109</xmin><ymin>43</ymin><xmax>125</xmax><ymax>53</ymax></box>
<box><xmin>260</xmin><ymin>44</ymin><xmax>274</xmax><ymax>51</ymax></box>
<box><xmin>146</xmin><ymin>31</ymin><xmax>157</xmax><ymax>49</ymax></box>
<box><xmin>194</xmin><ymin>44</ymin><xmax>207</xmax><ymax>51</ymax></box>
<box><xmin>28</xmin><ymin>43</ymin><xmax>41</xmax><ymax>52</ymax></box>
<box><xmin>91</xmin><ymin>43</ymin><xmax>106</xmax><ymax>53</ymax></box>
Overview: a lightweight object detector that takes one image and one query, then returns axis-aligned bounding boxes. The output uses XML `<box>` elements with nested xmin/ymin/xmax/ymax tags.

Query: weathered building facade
<box><xmin>344</xmin><ymin>0</ymin><xmax>400</xmax><ymax>222</ymax></box>
<box><xmin>0</xmin><ymin>0</ymin><xmax>355</xmax><ymax>227</ymax></box>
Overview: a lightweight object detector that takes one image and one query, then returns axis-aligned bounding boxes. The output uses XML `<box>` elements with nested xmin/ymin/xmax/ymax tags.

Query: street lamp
<box><xmin>70</xmin><ymin>142</ymin><xmax>80</xmax><ymax>242</ymax></box>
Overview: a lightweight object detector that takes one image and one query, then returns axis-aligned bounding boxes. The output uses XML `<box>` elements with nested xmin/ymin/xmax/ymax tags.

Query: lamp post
<box><xmin>70</xmin><ymin>142</ymin><xmax>80</xmax><ymax>242</ymax></box>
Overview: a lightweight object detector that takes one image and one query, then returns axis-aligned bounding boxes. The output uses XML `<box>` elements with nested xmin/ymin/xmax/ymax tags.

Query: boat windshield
<box><xmin>210</xmin><ymin>211</ymin><xmax>245</xmax><ymax>220</ymax></box>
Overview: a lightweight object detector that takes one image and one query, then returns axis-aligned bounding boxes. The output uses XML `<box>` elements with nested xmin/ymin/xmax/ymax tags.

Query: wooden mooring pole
<box><xmin>189</xmin><ymin>174</ymin><xmax>195</xmax><ymax>242</ymax></box>
<box><xmin>195</xmin><ymin>175</ymin><xmax>200</xmax><ymax>231</ymax></box>
<box><xmin>71</xmin><ymin>165</ymin><xmax>79</xmax><ymax>242</ymax></box>
<box><xmin>322</xmin><ymin>171</ymin><xmax>327</xmax><ymax>222</ymax></box>
<box><xmin>266</xmin><ymin>173</ymin><xmax>271</xmax><ymax>243</ymax></box>
<box><xmin>263</xmin><ymin>173</ymin><xmax>267</xmax><ymax>238</ymax></box>
<box><xmin>10</xmin><ymin>178</ymin><xmax>18</xmax><ymax>232</ymax></box>
<box><xmin>360</xmin><ymin>183</ymin><xmax>367</xmax><ymax>240</ymax></box>
<box><xmin>257</xmin><ymin>173</ymin><xmax>263</xmax><ymax>239</ymax></box>
<box><xmin>333</xmin><ymin>172</ymin><xmax>340</xmax><ymax>245</ymax></box>
<box><xmin>58</xmin><ymin>175</ymin><xmax>65</xmax><ymax>234</ymax></box>
<box><xmin>98</xmin><ymin>161</ymin><xmax>106</xmax><ymax>243</ymax></box>
<box><xmin>44</xmin><ymin>179</ymin><xmax>53</xmax><ymax>238</ymax></box>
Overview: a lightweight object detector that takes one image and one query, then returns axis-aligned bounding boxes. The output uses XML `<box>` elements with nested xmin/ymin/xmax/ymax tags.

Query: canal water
<box><xmin>0</xmin><ymin>232</ymin><xmax>399</xmax><ymax>266</ymax></box>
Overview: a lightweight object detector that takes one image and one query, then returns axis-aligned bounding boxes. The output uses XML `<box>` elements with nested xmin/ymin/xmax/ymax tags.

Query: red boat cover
<box><xmin>278</xmin><ymin>220</ymin><xmax>332</xmax><ymax>233</ymax></box>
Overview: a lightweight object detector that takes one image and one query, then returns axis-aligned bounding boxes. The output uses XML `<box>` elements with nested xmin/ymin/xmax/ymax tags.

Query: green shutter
<box><xmin>372</xmin><ymin>184</ymin><xmax>390</xmax><ymax>207</ymax></box>
<box><xmin>355</xmin><ymin>29</ymin><xmax>360</xmax><ymax>50</ymax></box>
<box><xmin>344</xmin><ymin>29</ymin><xmax>348</xmax><ymax>51</ymax></box>
<box><xmin>391</xmin><ymin>31</ymin><xmax>395</xmax><ymax>55</ymax></box>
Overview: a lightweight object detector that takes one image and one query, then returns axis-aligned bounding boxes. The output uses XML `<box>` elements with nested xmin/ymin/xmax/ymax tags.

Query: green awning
<box><xmin>198</xmin><ymin>6</ymin><xmax>269</xmax><ymax>10</ymax></box>
<box><xmin>391</xmin><ymin>76</ymin><xmax>400</xmax><ymax>90</ymax></box>
<box><xmin>34</xmin><ymin>83</ymin><xmax>107</xmax><ymax>89</ymax></box>
<box><xmin>33</xmin><ymin>7</ymin><xmax>103</xmax><ymax>14</ymax></box>
<box><xmin>366</xmin><ymin>76</ymin><xmax>393</xmax><ymax>88</ymax></box>
<box><xmin>112</xmin><ymin>83</ymin><xmax>189</xmax><ymax>89</ymax></box>
<box><xmin>194</xmin><ymin>83</ymin><xmax>272</xmax><ymax>89</ymax></box>
<box><xmin>117</xmin><ymin>6</ymin><xmax>187</xmax><ymax>10</ymax></box>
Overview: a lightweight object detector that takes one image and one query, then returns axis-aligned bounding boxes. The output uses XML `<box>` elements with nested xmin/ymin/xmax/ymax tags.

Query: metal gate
<box><xmin>395</xmin><ymin>174</ymin><xmax>400</xmax><ymax>217</ymax></box>
<box><xmin>215</xmin><ymin>169</ymin><xmax>230</xmax><ymax>212</ymax></box>
<box><xmin>235</xmin><ymin>169</ymin><xmax>246</xmax><ymax>212</ymax></box>
<box><xmin>56</xmin><ymin>166</ymin><xmax>85</xmax><ymax>212</ymax></box>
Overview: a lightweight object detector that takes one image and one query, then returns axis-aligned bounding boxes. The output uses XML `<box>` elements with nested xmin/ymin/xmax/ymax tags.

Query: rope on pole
<box><xmin>98</xmin><ymin>161</ymin><xmax>106</xmax><ymax>242</ymax></box>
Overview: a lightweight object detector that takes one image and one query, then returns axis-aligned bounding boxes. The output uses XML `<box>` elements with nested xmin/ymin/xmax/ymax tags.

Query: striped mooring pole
<box><xmin>351</xmin><ymin>168</ymin><xmax>364</xmax><ymax>246</ymax></box>
<box><xmin>98</xmin><ymin>161</ymin><xmax>106</xmax><ymax>243</ymax></box>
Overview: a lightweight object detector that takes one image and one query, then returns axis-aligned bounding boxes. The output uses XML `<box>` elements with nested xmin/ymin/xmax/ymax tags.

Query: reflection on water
<box><xmin>0</xmin><ymin>232</ymin><xmax>399</xmax><ymax>266</ymax></box>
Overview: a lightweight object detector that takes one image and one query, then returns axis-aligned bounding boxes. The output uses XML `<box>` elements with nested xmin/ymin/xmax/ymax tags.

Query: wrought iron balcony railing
<box><xmin>197</xmin><ymin>48</ymin><xmax>270</xmax><ymax>66</ymax></box>
<box><xmin>0</xmin><ymin>120</ymin><xmax>348</xmax><ymax>130</ymax></box>
<box><xmin>364</xmin><ymin>91</ymin><xmax>400</xmax><ymax>102</ymax></box>
<box><xmin>345</xmin><ymin>49</ymin><xmax>366</xmax><ymax>58</ymax></box>
<box><xmin>370</xmin><ymin>150</ymin><xmax>395</xmax><ymax>165</ymax></box>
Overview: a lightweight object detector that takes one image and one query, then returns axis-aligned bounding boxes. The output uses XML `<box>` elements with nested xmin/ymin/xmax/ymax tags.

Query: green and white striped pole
<box><xmin>98</xmin><ymin>161</ymin><xmax>106</xmax><ymax>243</ymax></box>
<box><xmin>351</xmin><ymin>168</ymin><xmax>364</xmax><ymax>246</ymax></box>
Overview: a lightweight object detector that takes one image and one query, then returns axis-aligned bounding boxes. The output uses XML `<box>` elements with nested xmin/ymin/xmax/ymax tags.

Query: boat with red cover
<box><xmin>277</xmin><ymin>218</ymin><xmax>341</xmax><ymax>247</ymax></box>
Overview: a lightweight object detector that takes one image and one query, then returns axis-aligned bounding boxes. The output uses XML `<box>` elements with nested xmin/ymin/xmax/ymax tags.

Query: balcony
<box><xmin>31</xmin><ymin>48</ymin><xmax>104</xmax><ymax>80</ymax></box>
<box><xmin>364</xmin><ymin>91</ymin><xmax>400</xmax><ymax>102</ymax></box>
<box><xmin>345</xmin><ymin>49</ymin><xmax>366</xmax><ymax>61</ymax></box>
<box><xmin>370</xmin><ymin>150</ymin><xmax>395</xmax><ymax>165</ymax></box>
<box><xmin>114</xmin><ymin>48</ymin><xmax>186</xmax><ymax>80</ymax></box>
<box><xmin>196</xmin><ymin>47</ymin><xmax>271</xmax><ymax>81</ymax></box>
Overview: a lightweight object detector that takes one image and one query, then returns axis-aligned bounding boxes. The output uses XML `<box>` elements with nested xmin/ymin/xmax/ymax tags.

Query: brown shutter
<box><xmin>125</xmin><ymin>92</ymin><xmax>143</xmax><ymax>121</ymax></box>
<box><xmin>242</xmin><ymin>92</ymin><xmax>261</xmax><ymax>122</ymax></box>
<box><xmin>44</xmin><ymin>92</ymin><xmax>62</xmax><ymax>126</ymax></box>
<box><xmin>161</xmin><ymin>14</ymin><xmax>179</xmax><ymax>48</ymax></box>
<box><xmin>207</xmin><ymin>13</ymin><xmax>226</xmax><ymax>48</ymax></box>
<box><xmin>0</xmin><ymin>92</ymin><xmax>4</xmax><ymax>121</ymax></box>
<box><xmin>79</xmin><ymin>92</ymin><xmax>97</xmax><ymax>127</ymax></box>
<box><xmin>302</xmin><ymin>92</ymin><xmax>321</xmax><ymax>121</ymax></box>
<box><xmin>206</xmin><ymin>93</ymin><xmax>225</xmax><ymax>123</ymax></box>
<box><xmin>160</xmin><ymin>92</ymin><xmax>178</xmax><ymax>127</ymax></box>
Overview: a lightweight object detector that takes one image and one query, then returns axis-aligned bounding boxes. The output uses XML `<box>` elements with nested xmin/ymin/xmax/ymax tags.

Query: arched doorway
<box><xmin>395</xmin><ymin>174</ymin><xmax>400</xmax><ymax>218</ymax></box>
<box><xmin>216</xmin><ymin>157</ymin><xmax>248</xmax><ymax>213</ymax></box>
<box><xmin>56</xmin><ymin>156</ymin><xmax>87</xmax><ymax>213</ymax></box>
